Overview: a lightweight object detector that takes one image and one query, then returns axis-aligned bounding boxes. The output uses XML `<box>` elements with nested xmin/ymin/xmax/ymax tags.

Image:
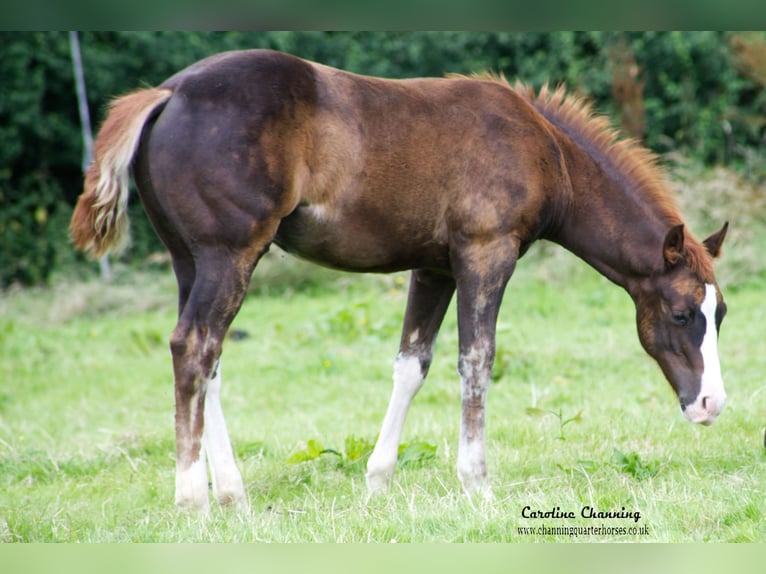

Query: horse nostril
<box><xmin>681</xmin><ymin>393</ymin><xmax>724</xmax><ymax>424</ymax></box>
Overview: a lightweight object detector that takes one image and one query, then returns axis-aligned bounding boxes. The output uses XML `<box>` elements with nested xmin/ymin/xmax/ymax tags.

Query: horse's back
<box><xmin>135</xmin><ymin>49</ymin><xmax>570</xmax><ymax>270</ymax></box>
<box><xmin>161</xmin><ymin>49</ymin><xmax>318</xmax><ymax>107</ymax></box>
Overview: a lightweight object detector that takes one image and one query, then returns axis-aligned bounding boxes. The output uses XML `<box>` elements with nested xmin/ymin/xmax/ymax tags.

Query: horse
<box><xmin>70</xmin><ymin>49</ymin><xmax>729</xmax><ymax>512</ymax></box>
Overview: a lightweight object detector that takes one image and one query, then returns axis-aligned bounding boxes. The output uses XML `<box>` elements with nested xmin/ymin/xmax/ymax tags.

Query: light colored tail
<box><xmin>70</xmin><ymin>88</ymin><xmax>173</xmax><ymax>258</ymax></box>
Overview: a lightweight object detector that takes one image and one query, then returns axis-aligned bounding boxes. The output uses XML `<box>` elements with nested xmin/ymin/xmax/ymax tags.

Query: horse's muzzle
<box><xmin>682</xmin><ymin>392</ymin><xmax>726</xmax><ymax>426</ymax></box>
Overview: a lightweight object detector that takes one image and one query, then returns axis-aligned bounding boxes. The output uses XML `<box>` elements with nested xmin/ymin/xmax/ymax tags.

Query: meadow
<box><xmin>0</xmin><ymin>165</ymin><xmax>764</xmax><ymax>543</ymax></box>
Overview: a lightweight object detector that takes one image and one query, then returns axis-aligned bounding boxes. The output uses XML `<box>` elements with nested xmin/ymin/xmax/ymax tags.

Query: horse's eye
<box><xmin>671</xmin><ymin>310</ymin><xmax>690</xmax><ymax>326</ymax></box>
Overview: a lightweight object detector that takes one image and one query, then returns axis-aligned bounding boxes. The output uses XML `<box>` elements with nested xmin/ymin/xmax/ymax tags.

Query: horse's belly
<box><xmin>273</xmin><ymin>206</ymin><xmax>449</xmax><ymax>273</ymax></box>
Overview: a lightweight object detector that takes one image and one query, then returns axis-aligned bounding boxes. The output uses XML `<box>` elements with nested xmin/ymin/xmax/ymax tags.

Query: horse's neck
<box><xmin>548</xmin><ymin>153</ymin><xmax>668</xmax><ymax>295</ymax></box>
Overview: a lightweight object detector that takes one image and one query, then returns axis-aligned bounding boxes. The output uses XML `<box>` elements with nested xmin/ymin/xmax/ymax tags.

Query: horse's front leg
<box><xmin>366</xmin><ymin>270</ymin><xmax>455</xmax><ymax>494</ymax></box>
<box><xmin>456</xmin><ymin>337</ymin><xmax>495</xmax><ymax>499</ymax></box>
<box><xmin>453</xmin><ymin>237</ymin><xmax>518</xmax><ymax>499</ymax></box>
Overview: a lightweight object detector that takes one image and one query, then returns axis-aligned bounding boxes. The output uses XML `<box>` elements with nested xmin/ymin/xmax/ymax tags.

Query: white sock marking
<box><xmin>457</xmin><ymin>341</ymin><xmax>493</xmax><ymax>498</ymax></box>
<box><xmin>175</xmin><ymin>449</ymin><xmax>209</xmax><ymax>512</ymax></box>
<box><xmin>202</xmin><ymin>360</ymin><xmax>247</xmax><ymax>508</ymax></box>
<box><xmin>366</xmin><ymin>354</ymin><xmax>424</xmax><ymax>492</ymax></box>
<box><xmin>174</xmin><ymin>378</ymin><xmax>210</xmax><ymax>512</ymax></box>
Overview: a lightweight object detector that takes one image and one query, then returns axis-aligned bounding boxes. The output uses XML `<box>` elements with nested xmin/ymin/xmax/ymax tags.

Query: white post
<box><xmin>69</xmin><ymin>31</ymin><xmax>111</xmax><ymax>281</ymax></box>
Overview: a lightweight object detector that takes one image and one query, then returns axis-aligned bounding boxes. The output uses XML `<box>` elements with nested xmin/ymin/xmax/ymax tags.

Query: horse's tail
<box><xmin>70</xmin><ymin>88</ymin><xmax>173</xmax><ymax>259</ymax></box>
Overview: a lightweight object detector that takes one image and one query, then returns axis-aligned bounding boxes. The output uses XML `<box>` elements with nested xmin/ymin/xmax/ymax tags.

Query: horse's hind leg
<box><xmin>366</xmin><ymin>270</ymin><xmax>455</xmax><ymax>494</ymax></box>
<box><xmin>170</xmin><ymin>249</ymin><xmax>255</xmax><ymax>512</ymax></box>
<box><xmin>201</xmin><ymin>356</ymin><xmax>245</xmax><ymax>508</ymax></box>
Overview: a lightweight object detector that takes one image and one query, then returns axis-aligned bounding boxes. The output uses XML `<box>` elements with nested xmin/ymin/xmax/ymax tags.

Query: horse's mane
<box><xmin>452</xmin><ymin>71</ymin><xmax>715</xmax><ymax>281</ymax></box>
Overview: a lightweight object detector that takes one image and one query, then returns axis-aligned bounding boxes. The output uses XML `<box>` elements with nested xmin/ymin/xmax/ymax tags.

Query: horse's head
<box><xmin>632</xmin><ymin>222</ymin><xmax>729</xmax><ymax>425</ymax></box>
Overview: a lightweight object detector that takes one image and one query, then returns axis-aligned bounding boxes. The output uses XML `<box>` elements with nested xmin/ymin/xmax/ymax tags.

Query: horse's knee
<box><xmin>393</xmin><ymin>353</ymin><xmax>426</xmax><ymax>396</ymax></box>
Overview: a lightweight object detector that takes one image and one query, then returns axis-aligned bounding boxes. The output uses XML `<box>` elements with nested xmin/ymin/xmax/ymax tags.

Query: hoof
<box><xmin>365</xmin><ymin>470</ymin><xmax>393</xmax><ymax>496</ymax></box>
<box><xmin>458</xmin><ymin>470</ymin><xmax>493</xmax><ymax>501</ymax></box>
<box><xmin>175</xmin><ymin>496</ymin><xmax>211</xmax><ymax>514</ymax></box>
<box><xmin>216</xmin><ymin>490</ymin><xmax>249</xmax><ymax>512</ymax></box>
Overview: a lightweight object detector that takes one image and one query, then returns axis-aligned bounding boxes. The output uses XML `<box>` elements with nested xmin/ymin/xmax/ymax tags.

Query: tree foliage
<box><xmin>1</xmin><ymin>31</ymin><xmax>764</xmax><ymax>287</ymax></box>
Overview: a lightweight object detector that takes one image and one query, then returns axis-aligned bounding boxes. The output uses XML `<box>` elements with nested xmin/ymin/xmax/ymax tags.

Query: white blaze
<box><xmin>684</xmin><ymin>283</ymin><xmax>726</xmax><ymax>425</ymax></box>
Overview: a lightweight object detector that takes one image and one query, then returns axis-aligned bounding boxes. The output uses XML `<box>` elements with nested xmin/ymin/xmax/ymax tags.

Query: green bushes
<box><xmin>2</xmin><ymin>31</ymin><xmax>764</xmax><ymax>287</ymax></box>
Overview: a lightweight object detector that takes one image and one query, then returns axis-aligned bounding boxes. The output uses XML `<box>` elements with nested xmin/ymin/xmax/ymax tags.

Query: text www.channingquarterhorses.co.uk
<box><xmin>516</xmin><ymin>505</ymin><xmax>651</xmax><ymax>538</ymax></box>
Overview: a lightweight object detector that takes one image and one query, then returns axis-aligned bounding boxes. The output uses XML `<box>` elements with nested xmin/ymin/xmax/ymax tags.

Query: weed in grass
<box><xmin>612</xmin><ymin>448</ymin><xmax>659</xmax><ymax>480</ymax></box>
<box><xmin>343</xmin><ymin>435</ymin><xmax>375</xmax><ymax>466</ymax></box>
<box><xmin>397</xmin><ymin>441</ymin><xmax>437</xmax><ymax>468</ymax></box>
<box><xmin>526</xmin><ymin>406</ymin><xmax>583</xmax><ymax>441</ymax></box>
<box><xmin>287</xmin><ymin>439</ymin><xmax>337</xmax><ymax>464</ymax></box>
<box><xmin>287</xmin><ymin>436</ymin><xmax>435</xmax><ymax>475</ymax></box>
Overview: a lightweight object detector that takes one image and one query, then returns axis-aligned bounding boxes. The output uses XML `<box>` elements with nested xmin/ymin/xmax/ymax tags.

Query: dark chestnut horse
<box><xmin>71</xmin><ymin>49</ymin><xmax>729</xmax><ymax>512</ymax></box>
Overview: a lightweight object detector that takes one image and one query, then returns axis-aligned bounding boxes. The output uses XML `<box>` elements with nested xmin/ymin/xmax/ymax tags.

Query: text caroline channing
<box><xmin>521</xmin><ymin>505</ymin><xmax>642</xmax><ymax>523</ymax></box>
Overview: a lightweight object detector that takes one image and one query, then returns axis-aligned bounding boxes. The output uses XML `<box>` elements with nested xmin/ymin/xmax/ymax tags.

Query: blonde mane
<box><xmin>454</xmin><ymin>72</ymin><xmax>715</xmax><ymax>281</ymax></box>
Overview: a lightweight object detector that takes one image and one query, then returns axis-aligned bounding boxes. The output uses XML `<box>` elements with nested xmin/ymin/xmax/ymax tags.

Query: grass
<box><xmin>1</xmin><ymin>165</ymin><xmax>765</xmax><ymax>542</ymax></box>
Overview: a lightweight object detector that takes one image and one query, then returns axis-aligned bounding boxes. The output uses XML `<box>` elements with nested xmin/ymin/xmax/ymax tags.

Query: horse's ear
<box><xmin>663</xmin><ymin>224</ymin><xmax>685</xmax><ymax>268</ymax></box>
<box><xmin>703</xmin><ymin>221</ymin><xmax>729</xmax><ymax>258</ymax></box>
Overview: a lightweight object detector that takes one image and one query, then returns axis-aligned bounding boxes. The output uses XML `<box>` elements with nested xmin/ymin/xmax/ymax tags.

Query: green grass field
<box><xmin>1</xmin><ymin>166</ymin><xmax>765</xmax><ymax>542</ymax></box>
